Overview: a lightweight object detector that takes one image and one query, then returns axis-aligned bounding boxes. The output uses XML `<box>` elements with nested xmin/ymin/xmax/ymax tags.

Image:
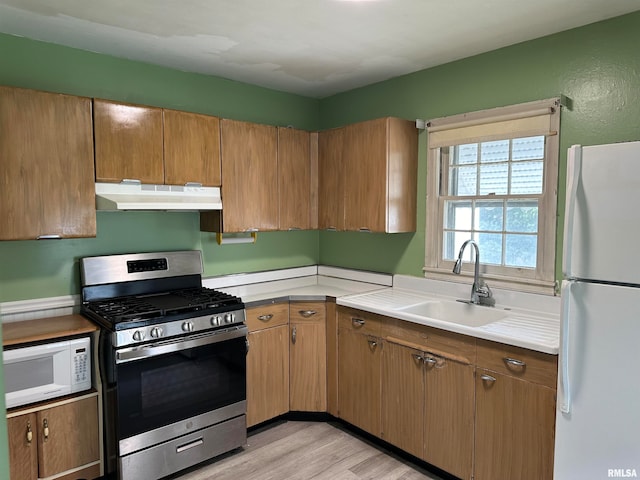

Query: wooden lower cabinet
<box><xmin>337</xmin><ymin>328</ymin><xmax>382</xmax><ymax>436</ymax></box>
<box><xmin>474</xmin><ymin>369</ymin><xmax>556</xmax><ymax>480</ymax></box>
<box><xmin>289</xmin><ymin>302</ymin><xmax>327</xmax><ymax>412</ymax></box>
<box><xmin>7</xmin><ymin>395</ymin><xmax>100</xmax><ymax>480</ymax></box>
<box><xmin>246</xmin><ymin>325</ymin><xmax>290</xmax><ymax>427</ymax></box>
<box><xmin>381</xmin><ymin>341</ymin><xmax>424</xmax><ymax>458</ymax></box>
<box><xmin>424</xmin><ymin>355</ymin><xmax>474</xmax><ymax>479</ymax></box>
<box><xmin>381</xmin><ymin>341</ymin><xmax>474</xmax><ymax>479</ymax></box>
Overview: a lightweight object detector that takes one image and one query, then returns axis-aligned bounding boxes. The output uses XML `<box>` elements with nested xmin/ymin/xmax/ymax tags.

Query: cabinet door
<box><xmin>37</xmin><ymin>396</ymin><xmax>100</xmax><ymax>478</ymax></box>
<box><xmin>220</xmin><ymin>119</ymin><xmax>278</xmax><ymax>232</ymax></box>
<box><xmin>246</xmin><ymin>325</ymin><xmax>289</xmax><ymax>427</ymax></box>
<box><xmin>381</xmin><ymin>341</ymin><xmax>424</xmax><ymax>459</ymax></box>
<box><xmin>163</xmin><ymin>109</ymin><xmax>221</xmax><ymax>186</ymax></box>
<box><xmin>93</xmin><ymin>99</ymin><xmax>163</xmax><ymax>184</ymax></box>
<box><xmin>325</xmin><ymin>302</ymin><xmax>339</xmax><ymax>417</ymax></box>
<box><xmin>337</xmin><ymin>329</ymin><xmax>381</xmax><ymax>436</ymax></box>
<box><xmin>343</xmin><ymin>118</ymin><xmax>387</xmax><ymax>232</ymax></box>
<box><xmin>0</xmin><ymin>86</ymin><xmax>96</xmax><ymax>240</ymax></box>
<box><xmin>7</xmin><ymin>413</ymin><xmax>38</xmax><ymax>480</ymax></box>
<box><xmin>278</xmin><ymin>127</ymin><xmax>313</xmax><ymax>230</ymax></box>
<box><xmin>475</xmin><ymin>369</ymin><xmax>556</xmax><ymax>480</ymax></box>
<box><xmin>318</xmin><ymin>127</ymin><xmax>345</xmax><ymax>230</ymax></box>
<box><xmin>424</xmin><ymin>356</ymin><xmax>474</xmax><ymax>480</ymax></box>
<box><xmin>289</xmin><ymin>303</ymin><xmax>326</xmax><ymax>412</ymax></box>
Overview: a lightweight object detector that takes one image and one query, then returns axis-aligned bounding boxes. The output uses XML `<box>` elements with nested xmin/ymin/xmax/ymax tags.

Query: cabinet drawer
<box><xmin>290</xmin><ymin>302</ymin><xmax>326</xmax><ymax>324</ymax></box>
<box><xmin>246</xmin><ymin>303</ymin><xmax>289</xmax><ymax>332</ymax></box>
<box><xmin>476</xmin><ymin>339</ymin><xmax>558</xmax><ymax>389</ymax></box>
<box><xmin>382</xmin><ymin>318</ymin><xmax>476</xmax><ymax>364</ymax></box>
<box><xmin>337</xmin><ymin>307</ymin><xmax>382</xmax><ymax>336</ymax></box>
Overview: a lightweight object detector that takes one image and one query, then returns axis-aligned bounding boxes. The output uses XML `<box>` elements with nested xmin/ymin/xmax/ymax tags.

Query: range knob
<box><xmin>210</xmin><ymin>316</ymin><xmax>221</xmax><ymax>326</ymax></box>
<box><xmin>224</xmin><ymin>313</ymin><xmax>235</xmax><ymax>324</ymax></box>
<box><xmin>132</xmin><ymin>330</ymin><xmax>145</xmax><ymax>342</ymax></box>
<box><xmin>182</xmin><ymin>321</ymin><xmax>194</xmax><ymax>332</ymax></box>
<box><xmin>150</xmin><ymin>327</ymin><xmax>164</xmax><ymax>338</ymax></box>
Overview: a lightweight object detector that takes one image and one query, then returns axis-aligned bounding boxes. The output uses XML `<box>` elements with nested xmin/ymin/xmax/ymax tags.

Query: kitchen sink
<box><xmin>396</xmin><ymin>300</ymin><xmax>508</xmax><ymax>327</ymax></box>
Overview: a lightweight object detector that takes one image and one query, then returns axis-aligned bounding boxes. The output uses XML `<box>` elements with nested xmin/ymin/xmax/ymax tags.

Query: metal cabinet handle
<box><xmin>292</xmin><ymin>326</ymin><xmax>297</xmax><ymax>345</ymax></box>
<box><xmin>504</xmin><ymin>357</ymin><xmax>526</xmax><ymax>368</ymax></box>
<box><xmin>367</xmin><ymin>339</ymin><xmax>377</xmax><ymax>349</ymax></box>
<box><xmin>299</xmin><ymin>310</ymin><xmax>317</xmax><ymax>318</ymax></box>
<box><xmin>26</xmin><ymin>421</ymin><xmax>33</xmax><ymax>444</ymax></box>
<box><xmin>358</xmin><ymin>228</ymin><xmax>371</xmax><ymax>233</ymax></box>
<box><xmin>411</xmin><ymin>353</ymin><xmax>424</xmax><ymax>362</ymax></box>
<box><xmin>257</xmin><ymin>314</ymin><xmax>273</xmax><ymax>322</ymax></box>
<box><xmin>423</xmin><ymin>356</ymin><xmax>438</xmax><ymax>365</ymax></box>
<box><xmin>352</xmin><ymin>318</ymin><xmax>365</xmax><ymax>327</ymax></box>
<box><xmin>245</xmin><ymin>338</ymin><xmax>250</xmax><ymax>354</ymax></box>
<box><xmin>480</xmin><ymin>374</ymin><xmax>496</xmax><ymax>383</ymax></box>
<box><xmin>37</xmin><ymin>235</ymin><xmax>61</xmax><ymax>240</ymax></box>
<box><xmin>42</xmin><ymin>419</ymin><xmax>49</xmax><ymax>441</ymax></box>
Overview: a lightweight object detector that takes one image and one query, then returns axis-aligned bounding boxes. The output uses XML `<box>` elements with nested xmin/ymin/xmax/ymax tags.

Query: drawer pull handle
<box><xmin>299</xmin><ymin>310</ymin><xmax>317</xmax><ymax>318</ymax></box>
<box><xmin>423</xmin><ymin>356</ymin><xmax>438</xmax><ymax>365</ymax></box>
<box><xmin>176</xmin><ymin>438</ymin><xmax>204</xmax><ymax>453</ymax></box>
<box><xmin>504</xmin><ymin>357</ymin><xmax>526</xmax><ymax>368</ymax></box>
<box><xmin>411</xmin><ymin>353</ymin><xmax>423</xmax><ymax>362</ymax></box>
<box><xmin>26</xmin><ymin>421</ymin><xmax>33</xmax><ymax>444</ymax></box>
<box><xmin>481</xmin><ymin>374</ymin><xmax>496</xmax><ymax>383</ymax></box>
<box><xmin>42</xmin><ymin>419</ymin><xmax>49</xmax><ymax>441</ymax></box>
<box><xmin>292</xmin><ymin>326</ymin><xmax>297</xmax><ymax>345</ymax></box>
<box><xmin>352</xmin><ymin>318</ymin><xmax>365</xmax><ymax>327</ymax></box>
<box><xmin>367</xmin><ymin>339</ymin><xmax>377</xmax><ymax>349</ymax></box>
<box><xmin>257</xmin><ymin>314</ymin><xmax>273</xmax><ymax>322</ymax></box>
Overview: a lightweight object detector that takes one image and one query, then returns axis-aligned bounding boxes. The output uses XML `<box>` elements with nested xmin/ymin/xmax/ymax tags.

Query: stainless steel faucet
<box><xmin>452</xmin><ymin>239</ymin><xmax>495</xmax><ymax>307</ymax></box>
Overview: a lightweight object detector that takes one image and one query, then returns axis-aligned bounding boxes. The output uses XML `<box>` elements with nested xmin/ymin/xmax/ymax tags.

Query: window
<box><xmin>424</xmin><ymin>98</ymin><xmax>561</xmax><ymax>294</ymax></box>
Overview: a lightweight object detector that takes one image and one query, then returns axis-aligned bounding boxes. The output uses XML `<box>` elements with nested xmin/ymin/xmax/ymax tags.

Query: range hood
<box><xmin>95</xmin><ymin>181</ymin><xmax>222</xmax><ymax>211</ymax></box>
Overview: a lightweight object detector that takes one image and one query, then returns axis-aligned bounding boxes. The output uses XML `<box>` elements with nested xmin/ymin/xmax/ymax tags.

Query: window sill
<box><xmin>422</xmin><ymin>267</ymin><xmax>558</xmax><ymax>296</ymax></box>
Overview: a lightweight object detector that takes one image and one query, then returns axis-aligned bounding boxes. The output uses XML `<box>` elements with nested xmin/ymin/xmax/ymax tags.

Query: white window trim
<box><xmin>424</xmin><ymin>98</ymin><xmax>561</xmax><ymax>295</ymax></box>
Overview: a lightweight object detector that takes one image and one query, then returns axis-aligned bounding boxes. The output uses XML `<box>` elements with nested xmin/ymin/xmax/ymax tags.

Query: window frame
<box><xmin>424</xmin><ymin>98</ymin><xmax>561</xmax><ymax>295</ymax></box>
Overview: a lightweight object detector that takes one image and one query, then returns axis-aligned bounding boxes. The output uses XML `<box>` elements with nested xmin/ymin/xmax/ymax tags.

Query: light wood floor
<box><xmin>173</xmin><ymin>420</ymin><xmax>444</xmax><ymax>480</ymax></box>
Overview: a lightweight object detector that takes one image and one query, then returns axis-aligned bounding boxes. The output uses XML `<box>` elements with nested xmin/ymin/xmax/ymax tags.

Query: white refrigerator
<box><xmin>555</xmin><ymin>141</ymin><xmax>640</xmax><ymax>479</ymax></box>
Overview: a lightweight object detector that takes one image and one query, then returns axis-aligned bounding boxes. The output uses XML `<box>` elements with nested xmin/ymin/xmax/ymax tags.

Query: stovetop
<box><xmin>82</xmin><ymin>287</ymin><xmax>243</xmax><ymax>330</ymax></box>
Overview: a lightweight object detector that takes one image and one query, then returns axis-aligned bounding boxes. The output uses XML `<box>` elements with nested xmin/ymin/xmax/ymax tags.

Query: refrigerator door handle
<box><xmin>559</xmin><ymin>280</ymin><xmax>572</xmax><ymax>414</ymax></box>
<box><xmin>562</xmin><ymin>145</ymin><xmax>582</xmax><ymax>278</ymax></box>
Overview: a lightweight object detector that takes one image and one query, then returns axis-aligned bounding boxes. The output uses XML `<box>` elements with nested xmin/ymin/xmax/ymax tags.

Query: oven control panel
<box><xmin>113</xmin><ymin>309</ymin><xmax>246</xmax><ymax>347</ymax></box>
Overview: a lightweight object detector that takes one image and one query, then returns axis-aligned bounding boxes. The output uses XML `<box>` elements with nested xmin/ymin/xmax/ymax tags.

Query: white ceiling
<box><xmin>0</xmin><ymin>0</ymin><xmax>637</xmax><ymax>98</ymax></box>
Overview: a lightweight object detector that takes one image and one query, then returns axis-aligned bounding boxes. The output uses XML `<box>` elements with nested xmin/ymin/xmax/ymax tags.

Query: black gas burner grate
<box><xmin>84</xmin><ymin>287</ymin><xmax>242</xmax><ymax>324</ymax></box>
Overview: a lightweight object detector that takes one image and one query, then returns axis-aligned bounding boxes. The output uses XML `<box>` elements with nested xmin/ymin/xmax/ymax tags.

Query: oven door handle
<box><xmin>115</xmin><ymin>325</ymin><xmax>249</xmax><ymax>363</ymax></box>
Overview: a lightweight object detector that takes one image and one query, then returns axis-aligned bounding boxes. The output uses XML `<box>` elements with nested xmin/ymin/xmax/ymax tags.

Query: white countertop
<box><xmin>202</xmin><ymin>267</ymin><xmax>560</xmax><ymax>355</ymax></box>
<box><xmin>337</xmin><ymin>287</ymin><xmax>560</xmax><ymax>354</ymax></box>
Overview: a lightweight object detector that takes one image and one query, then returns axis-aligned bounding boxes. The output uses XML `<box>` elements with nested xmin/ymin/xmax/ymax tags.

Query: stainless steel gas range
<box><xmin>80</xmin><ymin>250</ymin><xmax>247</xmax><ymax>480</ymax></box>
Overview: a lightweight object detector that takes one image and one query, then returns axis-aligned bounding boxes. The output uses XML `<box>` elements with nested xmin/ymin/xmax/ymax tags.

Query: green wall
<box><xmin>0</xmin><ymin>33</ymin><xmax>322</xmax><ymax>303</ymax></box>
<box><xmin>318</xmin><ymin>10</ymin><xmax>640</xmax><ymax>276</ymax></box>
<box><xmin>2</xmin><ymin>11</ymin><xmax>640</xmax><ymax>477</ymax></box>
<box><xmin>0</xmin><ymin>33</ymin><xmax>321</xmax><ymax>475</ymax></box>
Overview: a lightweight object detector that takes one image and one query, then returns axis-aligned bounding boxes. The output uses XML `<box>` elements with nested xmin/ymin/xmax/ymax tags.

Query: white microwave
<box><xmin>3</xmin><ymin>336</ymin><xmax>92</xmax><ymax>409</ymax></box>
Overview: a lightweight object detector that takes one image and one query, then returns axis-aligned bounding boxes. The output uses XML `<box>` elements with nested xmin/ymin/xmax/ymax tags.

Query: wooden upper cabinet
<box><xmin>277</xmin><ymin>127</ymin><xmax>316</xmax><ymax>230</ymax></box>
<box><xmin>343</xmin><ymin>117</ymin><xmax>418</xmax><ymax>232</ymax></box>
<box><xmin>163</xmin><ymin>109</ymin><xmax>221</xmax><ymax>186</ymax></box>
<box><xmin>0</xmin><ymin>86</ymin><xmax>96</xmax><ymax>240</ymax></box>
<box><xmin>202</xmin><ymin>119</ymin><xmax>278</xmax><ymax>232</ymax></box>
<box><xmin>318</xmin><ymin>127</ymin><xmax>345</xmax><ymax>230</ymax></box>
<box><xmin>93</xmin><ymin>99</ymin><xmax>164</xmax><ymax>184</ymax></box>
<box><xmin>318</xmin><ymin>117</ymin><xmax>417</xmax><ymax>233</ymax></box>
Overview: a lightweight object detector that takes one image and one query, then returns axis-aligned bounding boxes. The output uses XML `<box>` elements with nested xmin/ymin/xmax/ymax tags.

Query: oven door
<box><xmin>113</xmin><ymin>326</ymin><xmax>247</xmax><ymax>454</ymax></box>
